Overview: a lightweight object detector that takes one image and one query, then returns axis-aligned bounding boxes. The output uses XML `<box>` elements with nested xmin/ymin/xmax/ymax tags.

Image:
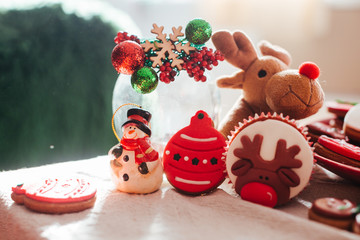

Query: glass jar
<box><xmin>112</xmin><ymin>72</ymin><xmax>220</xmax><ymax>151</ymax></box>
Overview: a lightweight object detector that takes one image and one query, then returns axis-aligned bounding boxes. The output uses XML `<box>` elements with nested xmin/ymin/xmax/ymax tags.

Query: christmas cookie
<box><xmin>109</xmin><ymin>108</ymin><xmax>163</xmax><ymax>194</ymax></box>
<box><xmin>314</xmin><ymin>135</ymin><xmax>360</xmax><ymax>168</ymax></box>
<box><xmin>225</xmin><ymin>113</ymin><xmax>313</xmax><ymax>207</ymax></box>
<box><xmin>306</xmin><ymin>118</ymin><xmax>345</xmax><ymax>143</ymax></box>
<box><xmin>308</xmin><ymin>197</ymin><xmax>357</xmax><ymax>230</ymax></box>
<box><xmin>163</xmin><ymin>110</ymin><xmax>226</xmax><ymax>195</ymax></box>
<box><xmin>354</xmin><ymin>213</ymin><xmax>360</xmax><ymax>234</ymax></box>
<box><xmin>343</xmin><ymin>104</ymin><xmax>360</xmax><ymax>144</ymax></box>
<box><xmin>327</xmin><ymin>101</ymin><xmax>355</xmax><ymax>119</ymax></box>
<box><xmin>11</xmin><ymin>178</ymin><xmax>96</xmax><ymax>214</ymax></box>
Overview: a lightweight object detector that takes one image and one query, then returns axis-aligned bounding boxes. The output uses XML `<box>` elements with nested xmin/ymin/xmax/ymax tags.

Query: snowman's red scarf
<box><xmin>120</xmin><ymin>137</ymin><xmax>158</xmax><ymax>165</ymax></box>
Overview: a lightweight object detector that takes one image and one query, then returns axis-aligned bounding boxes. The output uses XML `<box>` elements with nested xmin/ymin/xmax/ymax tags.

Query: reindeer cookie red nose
<box><xmin>299</xmin><ymin>62</ymin><xmax>320</xmax><ymax>80</ymax></box>
<box><xmin>240</xmin><ymin>182</ymin><xmax>278</xmax><ymax>208</ymax></box>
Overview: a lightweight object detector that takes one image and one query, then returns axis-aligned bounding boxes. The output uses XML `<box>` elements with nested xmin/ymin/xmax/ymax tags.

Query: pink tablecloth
<box><xmin>0</xmin><ymin>154</ymin><xmax>359</xmax><ymax>240</ymax></box>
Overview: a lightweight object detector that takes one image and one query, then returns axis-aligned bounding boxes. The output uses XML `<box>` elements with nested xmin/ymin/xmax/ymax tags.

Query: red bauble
<box><xmin>111</xmin><ymin>40</ymin><xmax>145</xmax><ymax>75</ymax></box>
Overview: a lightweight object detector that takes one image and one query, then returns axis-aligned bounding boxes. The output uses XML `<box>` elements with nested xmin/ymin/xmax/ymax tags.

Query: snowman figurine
<box><xmin>108</xmin><ymin>108</ymin><xmax>163</xmax><ymax>194</ymax></box>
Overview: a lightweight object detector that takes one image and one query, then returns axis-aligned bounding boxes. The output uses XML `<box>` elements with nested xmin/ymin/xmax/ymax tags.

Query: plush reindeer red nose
<box><xmin>299</xmin><ymin>62</ymin><xmax>320</xmax><ymax>80</ymax></box>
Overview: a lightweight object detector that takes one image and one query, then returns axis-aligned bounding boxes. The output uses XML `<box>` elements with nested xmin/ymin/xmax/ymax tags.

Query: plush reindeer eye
<box><xmin>258</xmin><ymin>69</ymin><xmax>267</xmax><ymax>78</ymax></box>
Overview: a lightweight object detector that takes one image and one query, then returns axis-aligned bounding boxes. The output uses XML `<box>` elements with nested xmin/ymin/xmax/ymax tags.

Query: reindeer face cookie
<box><xmin>225</xmin><ymin>113</ymin><xmax>313</xmax><ymax>207</ymax></box>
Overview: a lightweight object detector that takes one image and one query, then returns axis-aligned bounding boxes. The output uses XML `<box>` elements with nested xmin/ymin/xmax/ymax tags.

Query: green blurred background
<box><xmin>0</xmin><ymin>5</ymin><xmax>119</xmax><ymax>170</ymax></box>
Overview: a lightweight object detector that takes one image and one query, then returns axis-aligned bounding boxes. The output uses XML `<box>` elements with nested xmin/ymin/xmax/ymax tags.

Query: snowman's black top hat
<box><xmin>122</xmin><ymin>108</ymin><xmax>152</xmax><ymax>137</ymax></box>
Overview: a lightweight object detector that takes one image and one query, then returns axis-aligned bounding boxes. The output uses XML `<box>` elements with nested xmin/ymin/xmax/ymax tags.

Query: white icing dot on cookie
<box><xmin>165</xmin><ymin>150</ymin><xmax>170</xmax><ymax>155</ymax></box>
<box><xmin>184</xmin><ymin>156</ymin><xmax>189</xmax><ymax>161</ymax></box>
<box><xmin>203</xmin><ymin>159</ymin><xmax>208</xmax><ymax>164</ymax></box>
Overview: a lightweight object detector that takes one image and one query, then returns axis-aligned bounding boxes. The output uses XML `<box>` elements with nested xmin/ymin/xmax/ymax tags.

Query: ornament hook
<box><xmin>111</xmin><ymin>103</ymin><xmax>142</xmax><ymax>142</ymax></box>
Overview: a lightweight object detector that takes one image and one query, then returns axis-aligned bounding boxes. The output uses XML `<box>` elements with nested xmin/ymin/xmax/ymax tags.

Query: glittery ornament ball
<box><xmin>131</xmin><ymin>67</ymin><xmax>159</xmax><ymax>94</ymax></box>
<box><xmin>185</xmin><ymin>19</ymin><xmax>212</xmax><ymax>45</ymax></box>
<box><xmin>111</xmin><ymin>40</ymin><xmax>145</xmax><ymax>75</ymax></box>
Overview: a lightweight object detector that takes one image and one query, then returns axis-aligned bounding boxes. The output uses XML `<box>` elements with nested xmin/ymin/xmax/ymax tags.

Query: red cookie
<box><xmin>163</xmin><ymin>110</ymin><xmax>226</xmax><ymax>195</ymax></box>
<box><xmin>314</xmin><ymin>135</ymin><xmax>360</xmax><ymax>168</ymax></box>
<box><xmin>11</xmin><ymin>178</ymin><xmax>97</xmax><ymax>214</ymax></box>
<box><xmin>327</xmin><ymin>101</ymin><xmax>354</xmax><ymax>119</ymax></box>
<box><xmin>308</xmin><ymin>197</ymin><xmax>357</xmax><ymax>230</ymax></box>
<box><xmin>306</xmin><ymin>118</ymin><xmax>345</xmax><ymax>143</ymax></box>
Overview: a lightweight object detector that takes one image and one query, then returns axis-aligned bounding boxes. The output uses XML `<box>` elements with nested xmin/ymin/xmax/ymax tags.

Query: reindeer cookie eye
<box><xmin>258</xmin><ymin>69</ymin><xmax>267</xmax><ymax>78</ymax></box>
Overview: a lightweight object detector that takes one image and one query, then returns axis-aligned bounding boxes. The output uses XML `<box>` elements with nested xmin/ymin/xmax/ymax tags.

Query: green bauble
<box><xmin>185</xmin><ymin>19</ymin><xmax>212</xmax><ymax>45</ymax></box>
<box><xmin>131</xmin><ymin>67</ymin><xmax>158</xmax><ymax>94</ymax></box>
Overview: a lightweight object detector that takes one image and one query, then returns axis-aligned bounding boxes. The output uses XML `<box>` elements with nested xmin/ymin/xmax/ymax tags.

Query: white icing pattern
<box><xmin>175</xmin><ymin>177</ymin><xmax>211</xmax><ymax>185</ymax></box>
<box><xmin>180</xmin><ymin>134</ymin><xmax>217</xmax><ymax>142</ymax></box>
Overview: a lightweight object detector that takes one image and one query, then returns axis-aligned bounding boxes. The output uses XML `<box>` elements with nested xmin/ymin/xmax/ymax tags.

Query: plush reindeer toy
<box><xmin>212</xmin><ymin>31</ymin><xmax>324</xmax><ymax>137</ymax></box>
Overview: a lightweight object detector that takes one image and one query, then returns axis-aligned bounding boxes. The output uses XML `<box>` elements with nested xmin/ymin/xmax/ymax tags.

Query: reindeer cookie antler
<box><xmin>212</xmin><ymin>31</ymin><xmax>324</xmax><ymax>137</ymax></box>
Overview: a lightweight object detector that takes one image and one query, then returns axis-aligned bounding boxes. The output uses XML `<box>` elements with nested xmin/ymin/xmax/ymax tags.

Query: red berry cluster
<box><xmin>159</xmin><ymin>62</ymin><xmax>177</xmax><ymax>84</ymax></box>
<box><xmin>183</xmin><ymin>47</ymin><xmax>225</xmax><ymax>82</ymax></box>
<box><xmin>114</xmin><ymin>32</ymin><xmax>140</xmax><ymax>44</ymax></box>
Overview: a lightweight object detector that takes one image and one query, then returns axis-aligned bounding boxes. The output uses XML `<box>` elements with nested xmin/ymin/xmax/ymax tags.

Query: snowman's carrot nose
<box><xmin>128</xmin><ymin>130</ymin><xmax>135</xmax><ymax>134</ymax></box>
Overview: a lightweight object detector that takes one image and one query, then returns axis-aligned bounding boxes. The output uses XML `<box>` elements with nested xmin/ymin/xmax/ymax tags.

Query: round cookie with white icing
<box><xmin>343</xmin><ymin>104</ymin><xmax>360</xmax><ymax>144</ymax></box>
<box><xmin>11</xmin><ymin>178</ymin><xmax>97</xmax><ymax>214</ymax></box>
<box><xmin>225</xmin><ymin>113</ymin><xmax>313</xmax><ymax>207</ymax></box>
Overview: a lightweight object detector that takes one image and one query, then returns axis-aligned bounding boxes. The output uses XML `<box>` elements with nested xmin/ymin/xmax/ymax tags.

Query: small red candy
<box><xmin>240</xmin><ymin>182</ymin><xmax>278</xmax><ymax>208</ymax></box>
<box><xmin>299</xmin><ymin>62</ymin><xmax>320</xmax><ymax>80</ymax></box>
<box><xmin>111</xmin><ymin>40</ymin><xmax>145</xmax><ymax>75</ymax></box>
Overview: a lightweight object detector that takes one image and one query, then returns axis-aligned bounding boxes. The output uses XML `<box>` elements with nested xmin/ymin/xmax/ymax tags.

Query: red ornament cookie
<box><xmin>225</xmin><ymin>113</ymin><xmax>313</xmax><ymax>207</ymax></box>
<box><xmin>308</xmin><ymin>197</ymin><xmax>357</xmax><ymax>230</ymax></box>
<box><xmin>11</xmin><ymin>178</ymin><xmax>96</xmax><ymax>214</ymax></box>
<box><xmin>163</xmin><ymin>110</ymin><xmax>226</xmax><ymax>195</ymax></box>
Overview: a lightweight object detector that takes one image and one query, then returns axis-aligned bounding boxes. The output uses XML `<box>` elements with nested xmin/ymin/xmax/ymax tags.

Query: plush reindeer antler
<box><xmin>212</xmin><ymin>31</ymin><xmax>257</xmax><ymax>70</ymax></box>
<box><xmin>258</xmin><ymin>41</ymin><xmax>291</xmax><ymax>66</ymax></box>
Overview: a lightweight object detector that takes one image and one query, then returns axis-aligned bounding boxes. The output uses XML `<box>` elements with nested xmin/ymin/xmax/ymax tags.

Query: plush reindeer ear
<box><xmin>216</xmin><ymin>71</ymin><xmax>245</xmax><ymax>89</ymax></box>
<box><xmin>258</xmin><ymin>40</ymin><xmax>291</xmax><ymax>66</ymax></box>
<box><xmin>277</xmin><ymin>168</ymin><xmax>300</xmax><ymax>187</ymax></box>
<box><xmin>231</xmin><ymin>159</ymin><xmax>252</xmax><ymax>177</ymax></box>
<box><xmin>212</xmin><ymin>31</ymin><xmax>258</xmax><ymax>70</ymax></box>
